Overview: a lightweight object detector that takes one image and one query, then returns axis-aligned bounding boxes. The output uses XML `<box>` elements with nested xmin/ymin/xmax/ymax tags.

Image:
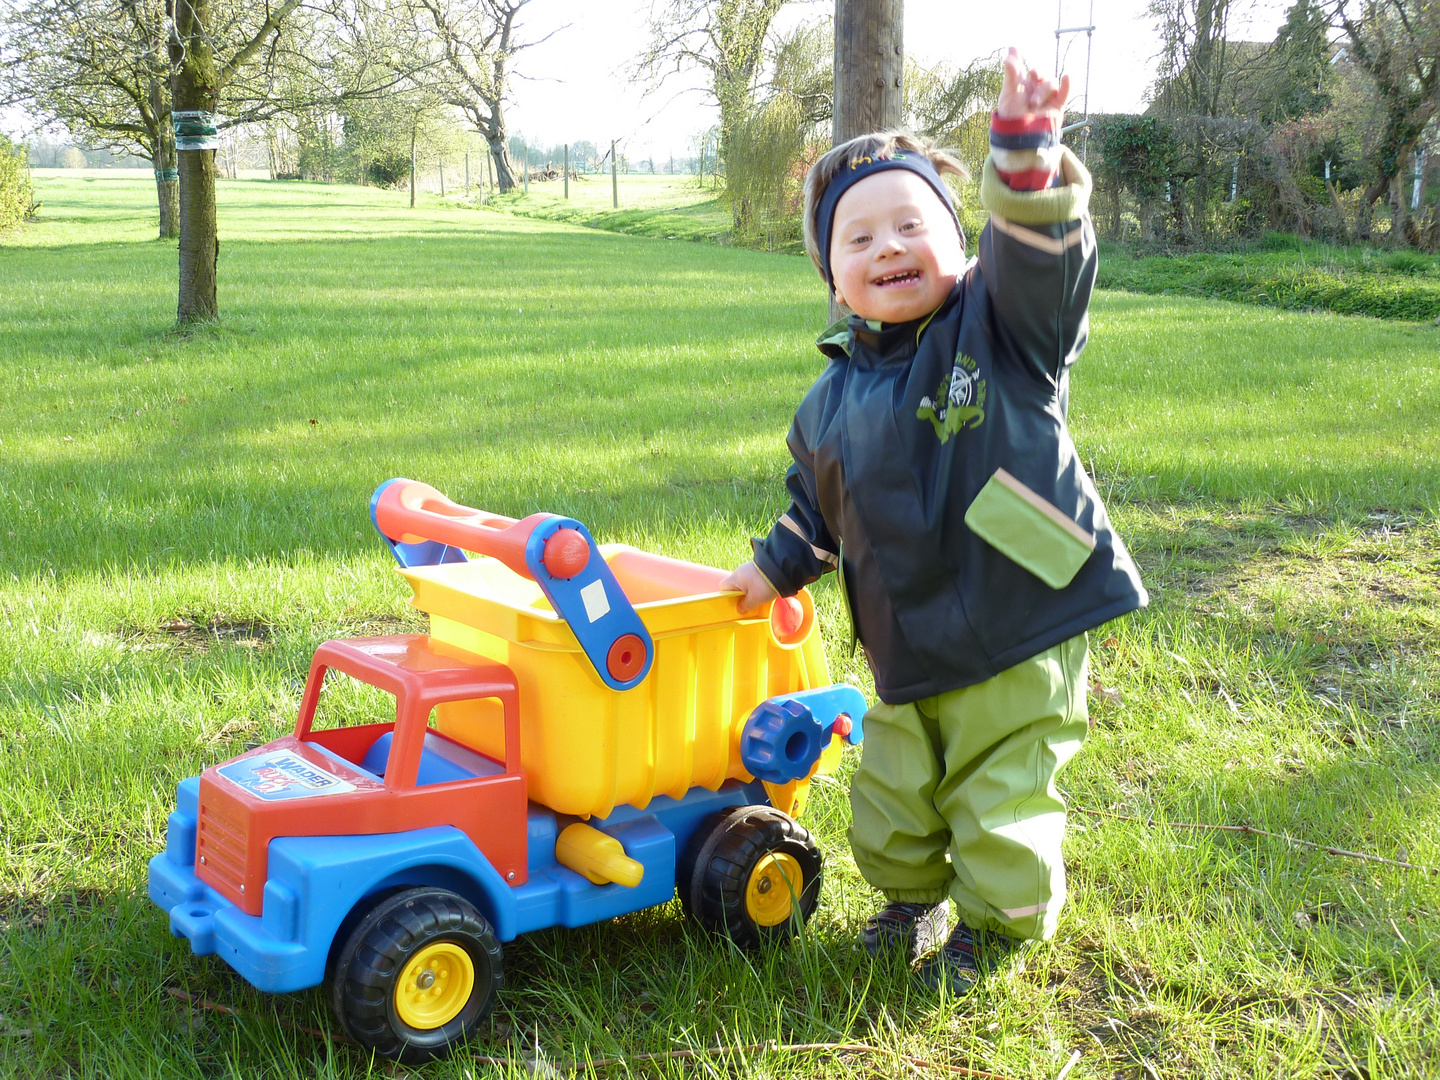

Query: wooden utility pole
<box><xmin>832</xmin><ymin>0</ymin><xmax>904</xmax><ymax>144</ymax></box>
<box><xmin>563</xmin><ymin>144</ymin><xmax>569</xmax><ymax>199</ymax></box>
<box><xmin>612</xmin><ymin>140</ymin><xmax>618</xmax><ymax>208</ymax></box>
<box><xmin>409</xmin><ymin>126</ymin><xmax>417</xmax><ymax>209</ymax></box>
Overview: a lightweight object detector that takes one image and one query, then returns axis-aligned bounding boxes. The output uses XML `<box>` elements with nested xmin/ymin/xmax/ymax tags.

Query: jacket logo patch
<box><xmin>917</xmin><ymin>351</ymin><xmax>986</xmax><ymax>442</ymax></box>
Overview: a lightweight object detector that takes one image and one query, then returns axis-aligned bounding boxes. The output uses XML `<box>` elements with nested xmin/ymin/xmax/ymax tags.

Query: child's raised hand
<box><xmin>720</xmin><ymin>560</ymin><xmax>780</xmax><ymax>614</ymax></box>
<box><xmin>996</xmin><ymin>46</ymin><xmax>1070</xmax><ymax>121</ymax></box>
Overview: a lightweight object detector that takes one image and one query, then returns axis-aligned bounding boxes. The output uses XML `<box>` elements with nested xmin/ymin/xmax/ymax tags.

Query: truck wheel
<box><xmin>330</xmin><ymin>886</ymin><xmax>501</xmax><ymax>1063</ymax></box>
<box><xmin>678</xmin><ymin>805</ymin><xmax>822</xmax><ymax>950</ymax></box>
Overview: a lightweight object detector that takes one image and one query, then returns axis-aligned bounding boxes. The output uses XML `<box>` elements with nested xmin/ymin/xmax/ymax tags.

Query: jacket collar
<box><xmin>817</xmin><ymin>282</ymin><xmax>965</xmax><ymax>366</ymax></box>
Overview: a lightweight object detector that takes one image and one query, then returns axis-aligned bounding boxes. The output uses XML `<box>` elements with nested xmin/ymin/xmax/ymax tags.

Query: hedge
<box><xmin>1096</xmin><ymin>248</ymin><xmax>1440</xmax><ymax>322</ymax></box>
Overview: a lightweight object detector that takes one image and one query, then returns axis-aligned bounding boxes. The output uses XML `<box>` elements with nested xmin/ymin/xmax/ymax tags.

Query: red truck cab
<box><xmin>194</xmin><ymin>635</ymin><xmax>529</xmax><ymax>916</ymax></box>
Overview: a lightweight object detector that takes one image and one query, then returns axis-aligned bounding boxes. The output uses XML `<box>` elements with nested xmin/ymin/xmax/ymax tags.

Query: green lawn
<box><xmin>2</xmin><ymin>175</ymin><xmax>1438</xmax><ymax>1079</ymax></box>
<box><xmin>477</xmin><ymin>172</ymin><xmax>733</xmax><ymax>245</ymax></box>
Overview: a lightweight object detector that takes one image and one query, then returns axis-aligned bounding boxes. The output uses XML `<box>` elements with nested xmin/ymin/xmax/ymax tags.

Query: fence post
<box><xmin>612</xmin><ymin>140</ymin><xmax>618</xmax><ymax>208</ymax></box>
<box><xmin>564</xmin><ymin>144</ymin><xmax>569</xmax><ymax>199</ymax></box>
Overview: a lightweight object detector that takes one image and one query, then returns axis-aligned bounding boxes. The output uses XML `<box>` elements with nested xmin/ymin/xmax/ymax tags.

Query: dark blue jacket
<box><xmin>753</xmin><ymin>151</ymin><xmax>1147</xmax><ymax>704</ymax></box>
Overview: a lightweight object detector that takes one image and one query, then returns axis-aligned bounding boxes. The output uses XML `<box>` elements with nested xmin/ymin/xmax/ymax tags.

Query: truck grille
<box><xmin>196</xmin><ymin>799</ymin><xmax>248</xmax><ymax>892</ymax></box>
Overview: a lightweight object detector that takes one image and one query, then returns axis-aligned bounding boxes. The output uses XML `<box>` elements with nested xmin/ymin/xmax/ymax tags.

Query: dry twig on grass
<box><xmin>1078</xmin><ymin>808</ymin><xmax>1437</xmax><ymax>874</ymax></box>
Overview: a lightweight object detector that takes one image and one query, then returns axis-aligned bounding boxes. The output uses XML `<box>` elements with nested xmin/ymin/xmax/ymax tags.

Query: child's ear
<box><xmin>832</xmin><ymin>283</ymin><xmax>846</xmax><ymax>308</ymax></box>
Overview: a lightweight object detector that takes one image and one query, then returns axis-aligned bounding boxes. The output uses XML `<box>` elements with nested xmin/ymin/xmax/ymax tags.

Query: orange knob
<box><xmin>770</xmin><ymin>596</ymin><xmax>805</xmax><ymax>641</ymax></box>
<box><xmin>606</xmin><ymin>634</ymin><xmax>647</xmax><ymax>682</ymax></box>
<box><xmin>542</xmin><ymin>528</ymin><xmax>590</xmax><ymax>579</ymax></box>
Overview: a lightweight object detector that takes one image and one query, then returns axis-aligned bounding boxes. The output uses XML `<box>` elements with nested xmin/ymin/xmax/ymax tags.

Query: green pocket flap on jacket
<box><xmin>964</xmin><ymin>468</ymin><xmax>1097</xmax><ymax>589</ymax></box>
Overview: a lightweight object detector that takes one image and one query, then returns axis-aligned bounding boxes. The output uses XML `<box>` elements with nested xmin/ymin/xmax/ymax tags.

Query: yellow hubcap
<box><xmin>744</xmin><ymin>852</ymin><xmax>803</xmax><ymax>926</ymax></box>
<box><xmin>394</xmin><ymin>941</ymin><xmax>475</xmax><ymax>1030</ymax></box>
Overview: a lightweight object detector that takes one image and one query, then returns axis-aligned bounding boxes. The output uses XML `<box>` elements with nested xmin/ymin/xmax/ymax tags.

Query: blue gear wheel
<box><xmin>739</xmin><ymin>699</ymin><xmax>825</xmax><ymax>784</ymax></box>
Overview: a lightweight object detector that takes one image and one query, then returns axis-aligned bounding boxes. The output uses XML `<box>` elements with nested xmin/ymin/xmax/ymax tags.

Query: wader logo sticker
<box><xmin>917</xmin><ymin>351</ymin><xmax>986</xmax><ymax>442</ymax></box>
<box><xmin>218</xmin><ymin>749</ymin><xmax>355</xmax><ymax>801</ymax></box>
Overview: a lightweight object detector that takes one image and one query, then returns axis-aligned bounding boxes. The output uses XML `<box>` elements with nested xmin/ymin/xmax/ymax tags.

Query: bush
<box><xmin>0</xmin><ymin>135</ymin><xmax>35</xmax><ymax>229</ymax></box>
<box><xmin>364</xmin><ymin>150</ymin><xmax>411</xmax><ymax>188</ymax></box>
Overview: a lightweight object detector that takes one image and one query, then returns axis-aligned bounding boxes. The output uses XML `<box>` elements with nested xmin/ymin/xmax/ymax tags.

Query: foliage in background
<box><xmin>1147</xmin><ymin>0</ymin><xmax>1243</xmax><ymax>119</ymax></box>
<box><xmin>1</xmin><ymin>0</ymin><xmax>180</xmax><ymax>235</ymax></box>
<box><xmin>0</xmin><ymin>134</ymin><xmax>36</xmax><ymax>229</ymax></box>
<box><xmin>1089</xmin><ymin>115</ymin><xmax>1180</xmax><ymax>243</ymax></box>
<box><xmin>719</xmin><ymin>20</ymin><xmax>1001</xmax><ymax>255</ymax></box>
<box><xmin>1135</xmin><ymin>0</ymin><xmax>1440</xmax><ymax>249</ymax></box>
<box><xmin>1260</xmin><ymin>0</ymin><xmax>1333</xmax><ymax>123</ymax></box>
<box><xmin>634</xmin><ymin>0</ymin><xmax>790</xmax><ymax>220</ymax></box>
<box><xmin>722</xmin><ymin>19</ymin><xmax>829</xmax><ymax>252</ymax></box>
<box><xmin>406</xmin><ymin>0</ymin><xmax>540</xmax><ymax>192</ymax></box>
<box><xmin>1330</xmin><ymin>0</ymin><xmax>1440</xmax><ymax>242</ymax></box>
<box><xmin>906</xmin><ymin>53</ymin><xmax>1005</xmax><ymax>243</ymax></box>
<box><xmin>1082</xmin><ymin>19</ymin><xmax>1440</xmax><ymax>251</ymax></box>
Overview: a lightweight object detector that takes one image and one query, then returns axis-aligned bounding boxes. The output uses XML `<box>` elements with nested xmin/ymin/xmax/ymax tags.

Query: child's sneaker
<box><xmin>860</xmin><ymin>901</ymin><xmax>950</xmax><ymax>960</ymax></box>
<box><xmin>915</xmin><ymin>923</ymin><xmax>1026</xmax><ymax>995</ymax></box>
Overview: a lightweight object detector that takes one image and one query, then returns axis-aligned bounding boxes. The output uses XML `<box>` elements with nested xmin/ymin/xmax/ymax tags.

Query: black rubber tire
<box><xmin>329</xmin><ymin>886</ymin><xmax>502</xmax><ymax>1063</ymax></box>
<box><xmin>678</xmin><ymin>804</ymin><xmax>823</xmax><ymax>950</ymax></box>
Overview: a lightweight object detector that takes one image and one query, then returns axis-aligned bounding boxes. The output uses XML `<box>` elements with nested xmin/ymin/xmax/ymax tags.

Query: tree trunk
<box><xmin>487</xmin><ymin>135</ymin><xmax>518</xmax><ymax>192</ymax></box>
<box><xmin>156</xmin><ymin>177</ymin><xmax>180</xmax><ymax>240</ymax></box>
<box><xmin>1324</xmin><ymin>179</ymin><xmax>1350</xmax><ymax>243</ymax></box>
<box><xmin>1387</xmin><ymin>173</ymin><xmax>1403</xmax><ymax>245</ymax></box>
<box><xmin>830</xmin><ymin>0</ymin><xmax>903</xmax><ymax>320</ymax></box>
<box><xmin>148</xmin><ymin>76</ymin><xmax>179</xmax><ymax>240</ymax></box>
<box><xmin>171</xmin><ymin>0</ymin><xmax>221</xmax><ymax>324</ymax></box>
<box><xmin>832</xmin><ymin>0</ymin><xmax>904</xmax><ymax>144</ymax></box>
<box><xmin>156</xmin><ymin>134</ymin><xmax>180</xmax><ymax>241</ymax></box>
<box><xmin>176</xmin><ymin>149</ymin><xmax>218</xmax><ymax>322</ymax></box>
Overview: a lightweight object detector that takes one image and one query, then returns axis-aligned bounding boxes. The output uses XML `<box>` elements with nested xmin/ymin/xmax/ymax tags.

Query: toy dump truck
<box><xmin>150</xmin><ymin>479</ymin><xmax>866</xmax><ymax>1063</ymax></box>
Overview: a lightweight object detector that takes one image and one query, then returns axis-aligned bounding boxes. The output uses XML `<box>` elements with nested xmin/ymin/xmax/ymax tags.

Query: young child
<box><xmin>721</xmin><ymin>49</ymin><xmax>1148</xmax><ymax>993</ymax></box>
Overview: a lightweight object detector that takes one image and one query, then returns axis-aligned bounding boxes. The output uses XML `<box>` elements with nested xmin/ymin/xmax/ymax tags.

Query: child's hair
<box><xmin>802</xmin><ymin>132</ymin><xmax>968</xmax><ymax>279</ymax></box>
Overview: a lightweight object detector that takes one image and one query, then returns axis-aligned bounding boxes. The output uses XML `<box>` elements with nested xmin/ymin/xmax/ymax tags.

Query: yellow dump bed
<box><xmin>400</xmin><ymin>546</ymin><xmax>835</xmax><ymax>819</ymax></box>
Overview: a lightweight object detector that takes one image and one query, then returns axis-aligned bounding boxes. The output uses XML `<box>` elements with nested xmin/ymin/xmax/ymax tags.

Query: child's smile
<box><xmin>873</xmin><ymin>269</ymin><xmax>923</xmax><ymax>287</ymax></box>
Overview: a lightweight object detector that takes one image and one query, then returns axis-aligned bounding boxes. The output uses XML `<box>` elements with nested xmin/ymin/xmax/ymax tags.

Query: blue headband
<box><xmin>816</xmin><ymin>150</ymin><xmax>965</xmax><ymax>290</ymax></box>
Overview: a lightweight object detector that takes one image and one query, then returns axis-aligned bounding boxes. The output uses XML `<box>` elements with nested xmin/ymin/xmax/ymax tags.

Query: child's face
<box><xmin>828</xmin><ymin>170</ymin><xmax>965</xmax><ymax>324</ymax></box>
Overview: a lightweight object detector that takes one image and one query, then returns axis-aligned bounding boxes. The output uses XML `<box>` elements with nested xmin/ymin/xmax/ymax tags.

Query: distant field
<box><xmin>2</xmin><ymin>175</ymin><xmax>1437</xmax><ymax>1079</ymax></box>
<box><xmin>27</xmin><ymin>166</ymin><xmax>273</xmax><ymax>181</ymax></box>
<box><xmin>481</xmin><ymin>172</ymin><xmax>732</xmax><ymax>244</ymax></box>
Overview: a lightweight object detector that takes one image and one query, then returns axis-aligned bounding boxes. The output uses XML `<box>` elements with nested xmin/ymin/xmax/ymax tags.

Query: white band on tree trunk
<box><xmin>173</xmin><ymin>111</ymin><xmax>219</xmax><ymax>151</ymax></box>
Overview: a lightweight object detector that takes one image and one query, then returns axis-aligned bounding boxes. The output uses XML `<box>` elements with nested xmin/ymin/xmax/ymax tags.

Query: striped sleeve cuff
<box><xmin>980</xmin><ymin>146</ymin><xmax>1092</xmax><ymax>225</ymax></box>
<box><xmin>990</xmin><ymin>111</ymin><xmax>1063</xmax><ymax>192</ymax></box>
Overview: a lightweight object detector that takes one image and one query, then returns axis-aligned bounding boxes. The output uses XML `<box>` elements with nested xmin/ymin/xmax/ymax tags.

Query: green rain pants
<box><xmin>847</xmin><ymin>634</ymin><xmax>1089</xmax><ymax>941</ymax></box>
